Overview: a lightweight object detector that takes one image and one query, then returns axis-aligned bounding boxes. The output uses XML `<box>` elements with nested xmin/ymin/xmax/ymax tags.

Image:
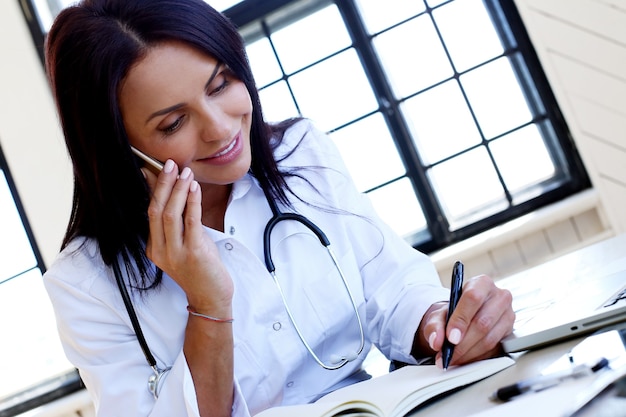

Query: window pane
<box><xmin>373</xmin><ymin>15</ymin><xmax>453</xmax><ymax>98</ymax></box>
<box><xmin>490</xmin><ymin>124</ymin><xmax>556</xmax><ymax>198</ymax></box>
<box><xmin>258</xmin><ymin>81</ymin><xmax>300</xmax><ymax>123</ymax></box>
<box><xmin>203</xmin><ymin>0</ymin><xmax>244</xmax><ymax>11</ymax></box>
<box><xmin>367</xmin><ymin>178</ymin><xmax>427</xmax><ymax>237</ymax></box>
<box><xmin>246</xmin><ymin>37</ymin><xmax>283</xmax><ymax>88</ymax></box>
<box><xmin>32</xmin><ymin>0</ymin><xmax>54</xmax><ymax>30</ymax></box>
<box><xmin>461</xmin><ymin>56</ymin><xmax>533</xmax><ymax>138</ymax></box>
<box><xmin>329</xmin><ymin>113</ymin><xmax>405</xmax><ymax>192</ymax></box>
<box><xmin>355</xmin><ymin>0</ymin><xmax>425</xmax><ymax>34</ymax></box>
<box><xmin>0</xmin><ymin>170</ymin><xmax>36</xmax><ymax>280</ymax></box>
<box><xmin>269</xmin><ymin>5</ymin><xmax>352</xmax><ymax>74</ymax></box>
<box><xmin>402</xmin><ymin>80</ymin><xmax>481</xmax><ymax>164</ymax></box>
<box><xmin>433</xmin><ymin>0</ymin><xmax>504</xmax><ymax>72</ymax></box>
<box><xmin>289</xmin><ymin>49</ymin><xmax>378</xmax><ymax>131</ymax></box>
<box><xmin>0</xmin><ymin>268</ymin><xmax>74</xmax><ymax>402</ymax></box>
<box><xmin>428</xmin><ymin>148</ymin><xmax>507</xmax><ymax>228</ymax></box>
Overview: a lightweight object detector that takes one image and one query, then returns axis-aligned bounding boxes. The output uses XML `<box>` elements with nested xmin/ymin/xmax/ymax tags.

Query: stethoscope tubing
<box><xmin>262</xmin><ymin>193</ymin><xmax>365</xmax><ymax>370</ymax></box>
<box><xmin>113</xmin><ymin>260</ymin><xmax>170</xmax><ymax>399</ymax></box>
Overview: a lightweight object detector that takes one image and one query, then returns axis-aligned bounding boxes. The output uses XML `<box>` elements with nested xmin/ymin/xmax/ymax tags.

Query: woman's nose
<box><xmin>198</xmin><ymin>105</ymin><xmax>231</xmax><ymax>142</ymax></box>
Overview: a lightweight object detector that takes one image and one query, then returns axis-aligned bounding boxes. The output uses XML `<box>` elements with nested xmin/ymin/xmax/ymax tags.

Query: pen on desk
<box><xmin>442</xmin><ymin>261</ymin><xmax>464</xmax><ymax>370</ymax></box>
<box><xmin>490</xmin><ymin>357</ymin><xmax>609</xmax><ymax>402</ymax></box>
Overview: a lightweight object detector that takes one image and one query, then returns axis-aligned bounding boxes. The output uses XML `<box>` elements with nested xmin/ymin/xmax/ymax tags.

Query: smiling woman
<box><xmin>38</xmin><ymin>1</ymin><xmax>515</xmax><ymax>416</ymax></box>
<box><xmin>119</xmin><ymin>42</ymin><xmax>253</xmax><ymax>191</ymax></box>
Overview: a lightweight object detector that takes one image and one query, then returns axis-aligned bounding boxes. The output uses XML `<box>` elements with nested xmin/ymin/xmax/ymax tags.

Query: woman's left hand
<box><xmin>416</xmin><ymin>275</ymin><xmax>515</xmax><ymax>367</ymax></box>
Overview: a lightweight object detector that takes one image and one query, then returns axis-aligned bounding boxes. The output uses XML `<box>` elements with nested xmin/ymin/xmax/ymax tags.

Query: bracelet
<box><xmin>186</xmin><ymin>305</ymin><xmax>234</xmax><ymax>323</ymax></box>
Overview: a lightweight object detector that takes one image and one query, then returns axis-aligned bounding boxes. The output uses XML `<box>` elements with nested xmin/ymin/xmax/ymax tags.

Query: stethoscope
<box><xmin>262</xmin><ymin>189</ymin><xmax>365</xmax><ymax>370</ymax></box>
<box><xmin>113</xmin><ymin>191</ymin><xmax>365</xmax><ymax>399</ymax></box>
<box><xmin>113</xmin><ymin>260</ymin><xmax>171</xmax><ymax>399</ymax></box>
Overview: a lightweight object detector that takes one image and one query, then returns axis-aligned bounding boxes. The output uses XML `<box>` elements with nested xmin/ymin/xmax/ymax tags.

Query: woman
<box><xmin>43</xmin><ymin>0</ymin><xmax>515</xmax><ymax>416</ymax></box>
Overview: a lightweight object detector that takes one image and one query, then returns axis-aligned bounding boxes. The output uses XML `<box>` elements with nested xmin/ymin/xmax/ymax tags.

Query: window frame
<box><xmin>18</xmin><ymin>0</ymin><xmax>591</xmax><ymax>254</ymax></box>
<box><xmin>225</xmin><ymin>0</ymin><xmax>591</xmax><ymax>253</ymax></box>
<box><xmin>0</xmin><ymin>143</ymin><xmax>83</xmax><ymax>416</ymax></box>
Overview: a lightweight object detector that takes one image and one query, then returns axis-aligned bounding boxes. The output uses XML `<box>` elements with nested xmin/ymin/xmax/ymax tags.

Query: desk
<box><xmin>412</xmin><ymin>233</ymin><xmax>626</xmax><ymax>416</ymax></box>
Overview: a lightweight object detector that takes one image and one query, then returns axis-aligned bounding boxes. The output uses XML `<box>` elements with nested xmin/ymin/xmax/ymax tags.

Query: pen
<box><xmin>563</xmin><ymin>360</ymin><xmax>626</xmax><ymax>417</ymax></box>
<box><xmin>442</xmin><ymin>261</ymin><xmax>464</xmax><ymax>370</ymax></box>
<box><xmin>491</xmin><ymin>357</ymin><xmax>609</xmax><ymax>401</ymax></box>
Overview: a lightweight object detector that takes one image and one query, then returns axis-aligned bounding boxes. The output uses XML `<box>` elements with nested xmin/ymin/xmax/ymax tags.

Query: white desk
<box><xmin>411</xmin><ymin>233</ymin><xmax>626</xmax><ymax>417</ymax></box>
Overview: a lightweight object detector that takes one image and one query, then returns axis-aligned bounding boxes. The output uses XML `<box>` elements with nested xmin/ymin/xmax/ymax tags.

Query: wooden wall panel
<box><xmin>514</xmin><ymin>0</ymin><xmax>626</xmax><ymax>235</ymax></box>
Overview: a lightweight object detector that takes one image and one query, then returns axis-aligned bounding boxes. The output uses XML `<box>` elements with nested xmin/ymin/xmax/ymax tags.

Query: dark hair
<box><xmin>45</xmin><ymin>0</ymin><xmax>296</xmax><ymax>288</ymax></box>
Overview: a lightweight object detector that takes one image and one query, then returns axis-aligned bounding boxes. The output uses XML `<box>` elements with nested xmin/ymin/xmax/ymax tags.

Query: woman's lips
<box><xmin>198</xmin><ymin>132</ymin><xmax>243</xmax><ymax>166</ymax></box>
<box><xmin>213</xmin><ymin>138</ymin><xmax>238</xmax><ymax>157</ymax></box>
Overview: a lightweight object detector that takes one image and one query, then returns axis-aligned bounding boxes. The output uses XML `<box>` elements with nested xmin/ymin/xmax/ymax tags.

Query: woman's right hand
<box><xmin>143</xmin><ymin>160</ymin><xmax>235</xmax><ymax>417</ymax></box>
<box><xmin>142</xmin><ymin>159</ymin><xmax>234</xmax><ymax>315</ymax></box>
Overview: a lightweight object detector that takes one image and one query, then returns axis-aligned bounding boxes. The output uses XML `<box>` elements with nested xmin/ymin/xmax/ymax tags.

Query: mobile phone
<box><xmin>131</xmin><ymin>146</ymin><xmax>164</xmax><ymax>175</ymax></box>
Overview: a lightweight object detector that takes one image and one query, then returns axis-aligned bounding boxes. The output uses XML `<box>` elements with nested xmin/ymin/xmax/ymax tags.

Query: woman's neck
<box><xmin>200</xmin><ymin>183</ymin><xmax>232</xmax><ymax>232</ymax></box>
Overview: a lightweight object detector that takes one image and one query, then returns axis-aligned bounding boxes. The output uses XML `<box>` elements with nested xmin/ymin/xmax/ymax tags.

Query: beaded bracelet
<box><xmin>186</xmin><ymin>305</ymin><xmax>234</xmax><ymax>323</ymax></box>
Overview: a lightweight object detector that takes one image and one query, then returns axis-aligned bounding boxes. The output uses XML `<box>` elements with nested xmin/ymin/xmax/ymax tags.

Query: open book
<box><xmin>255</xmin><ymin>356</ymin><xmax>515</xmax><ymax>417</ymax></box>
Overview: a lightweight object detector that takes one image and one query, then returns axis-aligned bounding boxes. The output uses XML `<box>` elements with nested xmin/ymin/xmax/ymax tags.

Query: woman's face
<box><xmin>119</xmin><ymin>41</ymin><xmax>253</xmax><ymax>186</ymax></box>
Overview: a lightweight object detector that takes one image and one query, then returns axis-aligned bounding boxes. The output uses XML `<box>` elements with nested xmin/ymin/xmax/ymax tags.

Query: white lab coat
<box><xmin>44</xmin><ymin>120</ymin><xmax>450</xmax><ymax>416</ymax></box>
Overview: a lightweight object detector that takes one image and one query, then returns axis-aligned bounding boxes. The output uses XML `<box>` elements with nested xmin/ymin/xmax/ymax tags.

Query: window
<box><xmin>0</xmin><ymin>145</ymin><xmax>80</xmax><ymax>416</ymax></box>
<box><xmin>229</xmin><ymin>0</ymin><xmax>590</xmax><ymax>252</ymax></box>
<box><xmin>26</xmin><ymin>0</ymin><xmax>589</xmax><ymax>253</ymax></box>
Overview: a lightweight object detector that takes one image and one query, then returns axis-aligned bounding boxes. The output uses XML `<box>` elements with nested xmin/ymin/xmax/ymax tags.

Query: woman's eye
<box><xmin>160</xmin><ymin>116</ymin><xmax>185</xmax><ymax>135</ymax></box>
<box><xmin>209</xmin><ymin>78</ymin><xmax>229</xmax><ymax>96</ymax></box>
<box><xmin>208</xmin><ymin>70</ymin><xmax>235</xmax><ymax>96</ymax></box>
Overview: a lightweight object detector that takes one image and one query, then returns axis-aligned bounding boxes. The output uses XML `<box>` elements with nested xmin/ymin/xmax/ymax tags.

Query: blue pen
<box><xmin>442</xmin><ymin>261</ymin><xmax>464</xmax><ymax>370</ymax></box>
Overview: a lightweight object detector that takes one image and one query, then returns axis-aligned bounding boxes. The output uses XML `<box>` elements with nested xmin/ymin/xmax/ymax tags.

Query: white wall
<box><xmin>513</xmin><ymin>0</ymin><xmax>626</xmax><ymax>233</ymax></box>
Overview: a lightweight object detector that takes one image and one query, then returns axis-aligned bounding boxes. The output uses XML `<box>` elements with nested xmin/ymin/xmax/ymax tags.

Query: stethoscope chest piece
<box><xmin>148</xmin><ymin>365</ymin><xmax>172</xmax><ymax>399</ymax></box>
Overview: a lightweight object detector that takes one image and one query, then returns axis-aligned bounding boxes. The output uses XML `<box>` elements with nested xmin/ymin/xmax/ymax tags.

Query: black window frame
<box><xmin>224</xmin><ymin>0</ymin><xmax>590</xmax><ymax>253</ymax></box>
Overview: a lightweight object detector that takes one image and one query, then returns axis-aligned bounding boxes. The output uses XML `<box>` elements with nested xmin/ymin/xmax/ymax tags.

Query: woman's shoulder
<box><xmin>276</xmin><ymin>118</ymin><xmax>342</xmax><ymax>165</ymax></box>
<box><xmin>44</xmin><ymin>237</ymin><xmax>110</xmax><ymax>290</ymax></box>
<box><xmin>281</xmin><ymin>118</ymin><xmax>327</xmax><ymax>144</ymax></box>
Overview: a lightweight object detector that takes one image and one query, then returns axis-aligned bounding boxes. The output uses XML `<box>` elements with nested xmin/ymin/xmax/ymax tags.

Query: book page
<box><xmin>255</xmin><ymin>356</ymin><xmax>514</xmax><ymax>417</ymax></box>
<box><xmin>318</xmin><ymin>356</ymin><xmax>515</xmax><ymax>416</ymax></box>
<box><xmin>254</xmin><ymin>398</ymin><xmax>383</xmax><ymax>417</ymax></box>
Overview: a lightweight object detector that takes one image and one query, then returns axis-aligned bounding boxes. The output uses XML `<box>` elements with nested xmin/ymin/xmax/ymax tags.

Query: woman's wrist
<box><xmin>187</xmin><ymin>305</ymin><xmax>234</xmax><ymax>323</ymax></box>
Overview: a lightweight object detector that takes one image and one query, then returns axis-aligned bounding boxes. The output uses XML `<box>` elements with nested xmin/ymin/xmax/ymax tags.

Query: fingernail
<box><xmin>164</xmin><ymin>159</ymin><xmax>175</xmax><ymax>174</ymax></box>
<box><xmin>428</xmin><ymin>332</ymin><xmax>437</xmax><ymax>350</ymax></box>
<box><xmin>435</xmin><ymin>356</ymin><xmax>442</xmax><ymax>369</ymax></box>
<box><xmin>180</xmin><ymin>167</ymin><xmax>191</xmax><ymax>180</ymax></box>
<box><xmin>190</xmin><ymin>180</ymin><xmax>199</xmax><ymax>192</ymax></box>
<box><xmin>449</xmin><ymin>328</ymin><xmax>461</xmax><ymax>345</ymax></box>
